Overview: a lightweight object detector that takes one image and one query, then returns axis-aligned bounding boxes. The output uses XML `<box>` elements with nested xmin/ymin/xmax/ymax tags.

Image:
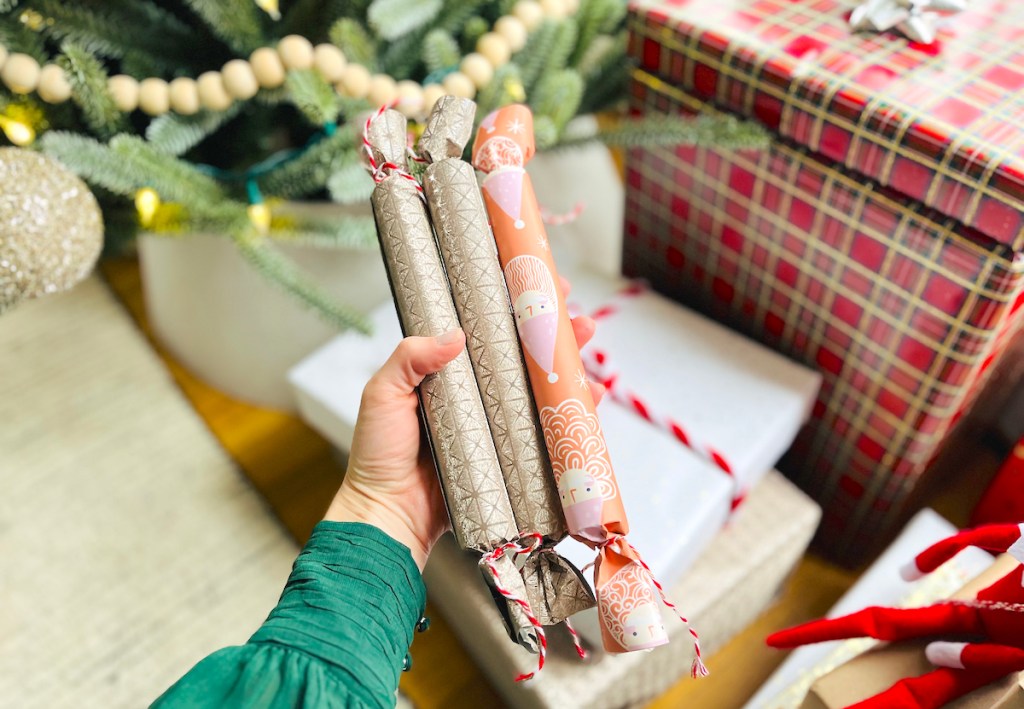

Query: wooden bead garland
<box><xmin>0</xmin><ymin>0</ymin><xmax>578</xmax><ymax>122</ymax></box>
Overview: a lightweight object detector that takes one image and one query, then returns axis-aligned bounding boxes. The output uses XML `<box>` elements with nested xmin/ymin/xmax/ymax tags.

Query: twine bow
<box><xmin>850</xmin><ymin>0</ymin><xmax>970</xmax><ymax>44</ymax></box>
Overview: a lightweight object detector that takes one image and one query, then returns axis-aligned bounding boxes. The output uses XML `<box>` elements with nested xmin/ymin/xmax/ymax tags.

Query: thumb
<box><xmin>370</xmin><ymin>329</ymin><xmax>466</xmax><ymax>396</ymax></box>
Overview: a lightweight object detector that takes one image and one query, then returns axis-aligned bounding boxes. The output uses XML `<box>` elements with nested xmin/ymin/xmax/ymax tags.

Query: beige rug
<box><xmin>0</xmin><ymin>278</ymin><xmax>300</xmax><ymax>707</ymax></box>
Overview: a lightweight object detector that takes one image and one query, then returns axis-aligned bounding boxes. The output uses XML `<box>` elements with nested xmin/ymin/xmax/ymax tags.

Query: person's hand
<box><xmin>325</xmin><ymin>281</ymin><xmax>603</xmax><ymax>570</ymax></box>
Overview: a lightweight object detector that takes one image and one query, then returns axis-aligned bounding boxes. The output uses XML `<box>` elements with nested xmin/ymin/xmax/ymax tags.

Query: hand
<box><xmin>325</xmin><ymin>281</ymin><xmax>602</xmax><ymax>570</ymax></box>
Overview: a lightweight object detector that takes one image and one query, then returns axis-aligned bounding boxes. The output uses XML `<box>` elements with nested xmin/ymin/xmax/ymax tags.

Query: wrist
<box><xmin>324</xmin><ymin>482</ymin><xmax>430</xmax><ymax>570</ymax></box>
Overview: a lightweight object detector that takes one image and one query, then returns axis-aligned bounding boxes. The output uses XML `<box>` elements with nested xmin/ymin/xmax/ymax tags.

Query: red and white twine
<box><xmin>622</xmin><ymin>538</ymin><xmax>708</xmax><ymax>678</ymax></box>
<box><xmin>578</xmin><ymin>283</ymin><xmax>745</xmax><ymax>509</ymax></box>
<box><xmin>540</xmin><ymin>201</ymin><xmax>585</xmax><ymax>226</ymax></box>
<box><xmin>361</xmin><ymin>102</ymin><xmax>424</xmax><ymax>194</ymax></box>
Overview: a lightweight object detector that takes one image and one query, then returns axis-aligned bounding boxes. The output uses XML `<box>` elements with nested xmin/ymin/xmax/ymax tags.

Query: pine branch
<box><xmin>39</xmin><ymin>131</ymin><xmax>151</xmax><ymax>195</ymax></box>
<box><xmin>437</xmin><ymin>0</ymin><xmax>490</xmax><ymax>34</ymax></box>
<box><xmin>146</xmin><ymin>105</ymin><xmax>241</xmax><ymax>157</ymax></box>
<box><xmin>578</xmin><ymin>33</ymin><xmax>628</xmax><ymax>113</ymax></box>
<box><xmin>530</xmin><ymin>69</ymin><xmax>583</xmax><ymax>132</ymax></box>
<box><xmin>422</xmin><ymin>29</ymin><xmax>461</xmax><ymax>74</ymax></box>
<box><xmin>58</xmin><ymin>41</ymin><xmax>128</xmax><ymax>140</ymax></box>
<box><xmin>273</xmin><ymin>213</ymin><xmax>378</xmax><ymax>250</ymax></box>
<box><xmin>533</xmin><ymin>115</ymin><xmax>558</xmax><ymax>150</ymax></box>
<box><xmin>460</xmin><ymin>16</ymin><xmax>489</xmax><ymax>54</ymax></box>
<box><xmin>569</xmin><ymin>0</ymin><xmax>626</xmax><ymax>67</ymax></box>
<box><xmin>109</xmin><ymin>135</ymin><xmax>227</xmax><ymax>209</ymax></box>
<box><xmin>230</xmin><ymin>227</ymin><xmax>372</xmax><ymax>333</ymax></box>
<box><xmin>516</xmin><ymin>19</ymin><xmax>577</xmax><ymax>93</ymax></box>
<box><xmin>368</xmin><ymin>0</ymin><xmax>442</xmax><ymax>41</ymax></box>
<box><xmin>327</xmin><ymin>160</ymin><xmax>375</xmax><ymax>205</ymax></box>
<box><xmin>0</xmin><ymin>12</ymin><xmax>49</xmax><ymax>62</ymax></box>
<box><xmin>23</xmin><ymin>0</ymin><xmax>198</xmax><ymax>76</ymax></box>
<box><xmin>183</xmin><ymin>0</ymin><xmax>265</xmax><ymax>55</ymax></box>
<box><xmin>329</xmin><ymin>18</ymin><xmax>378</xmax><ymax>71</ymax></box>
<box><xmin>474</xmin><ymin>63</ymin><xmax>522</xmax><ymax>119</ymax></box>
<box><xmin>258</xmin><ymin>125</ymin><xmax>359</xmax><ymax>198</ymax></box>
<box><xmin>286</xmin><ymin>69</ymin><xmax>341</xmax><ymax>126</ymax></box>
<box><xmin>555</xmin><ymin>113</ymin><xmax>771</xmax><ymax>151</ymax></box>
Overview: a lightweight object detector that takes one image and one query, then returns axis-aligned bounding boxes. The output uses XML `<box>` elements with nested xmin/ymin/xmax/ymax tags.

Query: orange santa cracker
<box><xmin>472</xmin><ymin>104</ymin><xmax>707</xmax><ymax>674</ymax></box>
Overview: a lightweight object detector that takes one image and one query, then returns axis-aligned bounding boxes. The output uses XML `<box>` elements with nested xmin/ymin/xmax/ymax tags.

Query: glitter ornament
<box><xmin>0</xmin><ymin>148</ymin><xmax>103</xmax><ymax>313</ymax></box>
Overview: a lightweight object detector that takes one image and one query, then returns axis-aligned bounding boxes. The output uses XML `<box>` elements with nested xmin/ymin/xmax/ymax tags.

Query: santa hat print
<box><xmin>900</xmin><ymin>523</ymin><xmax>1024</xmax><ymax>581</ymax></box>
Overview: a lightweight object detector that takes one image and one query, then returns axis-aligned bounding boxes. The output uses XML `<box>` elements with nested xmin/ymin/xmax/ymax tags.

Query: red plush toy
<box><xmin>767</xmin><ymin>523</ymin><xmax>1024</xmax><ymax>708</ymax></box>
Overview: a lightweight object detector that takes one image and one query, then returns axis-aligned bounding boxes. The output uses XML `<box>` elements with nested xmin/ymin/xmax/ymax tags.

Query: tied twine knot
<box><xmin>481</xmin><ymin>532</ymin><xmax>587</xmax><ymax>682</ymax></box>
<box><xmin>361</xmin><ymin>103</ymin><xmax>424</xmax><ymax>195</ymax></box>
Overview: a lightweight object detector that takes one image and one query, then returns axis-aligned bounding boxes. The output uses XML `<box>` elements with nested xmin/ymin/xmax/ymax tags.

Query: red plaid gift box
<box><xmin>972</xmin><ymin>440</ymin><xmax>1024</xmax><ymax>526</ymax></box>
<box><xmin>623</xmin><ymin>0</ymin><xmax>1024</xmax><ymax>562</ymax></box>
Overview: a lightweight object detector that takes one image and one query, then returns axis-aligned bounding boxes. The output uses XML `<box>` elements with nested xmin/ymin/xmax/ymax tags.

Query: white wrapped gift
<box><xmin>561</xmin><ymin>267</ymin><xmax>822</xmax><ymax>498</ymax></box>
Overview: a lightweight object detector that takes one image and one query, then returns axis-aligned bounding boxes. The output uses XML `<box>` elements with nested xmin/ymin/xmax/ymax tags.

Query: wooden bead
<box><xmin>442</xmin><ymin>71</ymin><xmax>475</xmax><ymax>99</ymax></box>
<box><xmin>422</xmin><ymin>84</ymin><xmax>446</xmax><ymax>115</ymax></box>
<box><xmin>138</xmin><ymin>77</ymin><xmax>170</xmax><ymax>116</ymax></box>
<box><xmin>338</xmin><ymin>63</ymin><xmax>371</xmax><ymax>98</ymax></box>
<box><xmin>1</xmin><ymin>53</ymin><xmax>40</xmax><ymax>94</ymax></box>
<box><xmin>461</xmin><ymin>53</ymin><xmax>494</xmax><ymax>89</ymax></box>
<box><xmin>367</xmin><ymin>73</ymin><xmax>397</xmax><ymax>106</ymax></box>
<box><xmin>513</xmin><ymin>0</ymin><xmax>545</xmax><ymax>30</ymax></box>
<box><xmin>108</xmin><ymin>74</ymin><xmax>140</xmax><ymax>112</ymax></box>
<box><xmin>277</xmin><ymin>34</ymin><xmax>315</xmax><ymax>71</ymax></box>
<box><xmin>313</xmin><ymin>44</ymin><xmax>347</xmax><ymax>83</ymax></box>
<box><xmin>477</xmin><ymin>32</ymin><xmax>512</xmax><ymax>67</ymax></box>
<box><xmin>540</xmin><ymin>0</ymin><xmax>567</xmax><ymax>19</ymax></box>
<box><xmin>495</xmin><ymin>16</ymin><xmax>528</xmax><ymax>53</ymax></box>
<box><xmin>196</xmin><ymin>71</ymin><xmax>233</xmax><ymax>112</ymax></box>
<box><xmin>395</xmin><ymin>80</ymin><xmax>423</xmax><ymax>118</ymax></box>
<box><xmin>169</xmin><ymin>77</ymin><xmax>200</xmax><ymax>115</ymax></box>
<box><xmin>37</xmin><ymin>64</ymin><xmax>71</xmax><ymax>104</ymax></box>
<box><xmin>221</xmin><ymin>59</ymin><xmax>259</xmax><ymax>100</ymax></box>
<box><xmin>0</xmin><ymin>46</ymin><xmax>9</xmax><ymax>73</ymax></box>
<box><xmin>249</xmin><ymin>47</ymin><xmax>286</xmax><ymax>88</ymax></box>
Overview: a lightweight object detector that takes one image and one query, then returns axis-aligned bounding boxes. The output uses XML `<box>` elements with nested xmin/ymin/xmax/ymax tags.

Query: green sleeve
<box><xmin>152</xmin><ymin>521</ymin><xmax>427</xmax><ymax>709</ymax></box>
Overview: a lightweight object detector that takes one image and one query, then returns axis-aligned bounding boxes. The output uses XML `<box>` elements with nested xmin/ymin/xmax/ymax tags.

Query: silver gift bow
<box><xmin>850</xmin><ymin>0</ymin><xmax>969</xmax><ymax>44</ymax></box>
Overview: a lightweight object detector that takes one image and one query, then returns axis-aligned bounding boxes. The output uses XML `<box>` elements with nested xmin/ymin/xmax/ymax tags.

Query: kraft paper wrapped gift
<box><xmin>746</xmin><ymin>508</ymin><xmax>994</xmax><ymax>709</ymax></box>
<box><xmin>625</xmin><ymin>0</ymin><xmax>1024</xmax><ymax>564</ymax></box>
<box><xmin>425</xmin><ymin>470</ymin><xmax>820</xmax><ymax>709</ymax></box>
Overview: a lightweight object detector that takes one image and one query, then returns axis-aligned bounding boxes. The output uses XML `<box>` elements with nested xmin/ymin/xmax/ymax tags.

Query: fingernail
<box><xmin>436</xmin><ymin>329</ymin><xmax>463</xmax><ymax>345</ymax></box>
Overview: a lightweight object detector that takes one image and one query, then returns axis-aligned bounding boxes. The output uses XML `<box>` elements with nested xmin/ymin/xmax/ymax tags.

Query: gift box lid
<box><xmin>627</xmin><ymin>0</ymin><xmax>1024</xmax><ymax>251</ymax></box>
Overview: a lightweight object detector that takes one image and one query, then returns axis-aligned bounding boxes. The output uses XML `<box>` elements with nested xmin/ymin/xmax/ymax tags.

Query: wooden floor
<box><xmin>100</xmin><ymin>255</ymin><xmax>998</xmax><ymax>708</ymax></box>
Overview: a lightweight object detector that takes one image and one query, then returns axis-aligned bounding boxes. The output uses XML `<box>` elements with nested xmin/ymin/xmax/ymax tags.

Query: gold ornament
<box><xmin>0</xmin><ymin>148</ymin><xmax>103</xmax><ymax>313</ymax></box>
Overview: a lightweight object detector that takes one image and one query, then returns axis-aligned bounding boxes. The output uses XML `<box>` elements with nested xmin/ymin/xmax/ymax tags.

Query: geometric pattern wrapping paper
<box><xmin>623</xmin><ymin>68</ymin><xmax>1024</xmax><ymax>563</ymax></box>
<box><xmin>627</xmin><ymin>0</ymin><xmax>1024</xmax><ymax>250</ymax></box>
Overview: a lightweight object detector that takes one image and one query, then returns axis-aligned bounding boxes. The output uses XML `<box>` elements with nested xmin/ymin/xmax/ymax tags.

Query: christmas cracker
<box><xmin>365</xmin><ymin>109</ymin><xmax>517</xmax><ymax>554</ymax></box>
<box><xmin>472</xmin><ymin>105</ymin><xmax>704</xmax><ymax>666</ymax></box>
<box><xmin>418</xmin><ymin>97</ymin><xmax>595</xmax><ymax>637</ymax></box>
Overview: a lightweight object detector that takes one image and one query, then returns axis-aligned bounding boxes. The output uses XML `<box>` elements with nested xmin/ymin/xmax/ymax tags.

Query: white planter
<box><xmin>138</xmin><ymin>203</ymin><xmax>389</xmax><ymax>411</ymax></box>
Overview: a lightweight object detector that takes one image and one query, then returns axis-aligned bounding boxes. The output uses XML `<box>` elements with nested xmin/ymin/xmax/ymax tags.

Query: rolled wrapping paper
<box><xmin>473</xmin><ymin>105</ymin><xmax>700</xmax><ymax>660</ymax></box>
<box><xmin>418</xmin><ymin>97</ymin><xmax>595</xmax><ymax>636</ymax></box>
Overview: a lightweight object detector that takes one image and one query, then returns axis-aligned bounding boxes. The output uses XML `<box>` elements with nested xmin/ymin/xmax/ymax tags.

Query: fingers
<box><xmin>559</xmin><ymin>275</ymin><xmax>571</xmax><ymax>298</ymax></box>
<box><xmin>847</xmin><ymin>667</ymin><xmax>1016</xmax><ymax>709</ymax></box>
<box><xmin>571</xmin><ymin>315</ymin><xmax>595</xmax><ymax>350</ymax></box>
<box><xmin>927</xmin><ymin>641</ymin><xmax>1024</xmax><ymax>672</ymax></box>
<box><xmin>766</xmin><ymin>605</ymin><xmax>984</xmax><ymax>648</ymax></box>
<box><xmin>366</xmin><ymin>330</ymin><xmax>466</xmax><ymax>398</ymax></box>
<box><xmin>590</xmin><ymin>380</ymin><xmax>606</xmax><ymax>406</ymax></box>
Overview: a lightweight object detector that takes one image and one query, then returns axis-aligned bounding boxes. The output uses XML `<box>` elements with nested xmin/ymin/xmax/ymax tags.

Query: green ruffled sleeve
<box><xmin>152</xmin><ymin>521</ymin><xmax>427</xmax><ymax>709</ymax></box>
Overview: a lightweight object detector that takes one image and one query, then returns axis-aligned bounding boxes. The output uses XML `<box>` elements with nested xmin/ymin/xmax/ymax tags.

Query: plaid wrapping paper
<box><xmin>627</xmin><ymin>0</ymin><xmax>1024</xmax><ymax>250</ymax></box>
<box><xmin>623</xmin><ymin>68</ymin><xmax>1024</xmax><ymax>561</ymax></box>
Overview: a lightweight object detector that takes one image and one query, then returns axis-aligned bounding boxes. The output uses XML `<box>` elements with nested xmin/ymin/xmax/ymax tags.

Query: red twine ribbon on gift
<box><xmin>540</xmin><ymin>201</ymin><xmax>585</xmax><ymax>226</ymax></box>
<box><xmin>579</xmin><ymin>282</ymin><xmax>745</xmax><ymax>509</ymax></box>
<box><xmin>361</xmin><ymin>103</ymin><xmax>424</xmax><ymax>195</ymax></box>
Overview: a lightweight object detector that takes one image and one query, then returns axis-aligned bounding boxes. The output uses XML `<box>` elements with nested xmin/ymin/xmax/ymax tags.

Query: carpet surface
<box><xmin>0</xmin><ymin>278</ymin><xmax>300</xmax><ymax>707</ymax></box>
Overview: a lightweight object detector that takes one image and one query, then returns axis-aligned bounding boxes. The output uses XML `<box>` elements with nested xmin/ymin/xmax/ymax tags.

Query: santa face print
<box><xmin>514</xmin><ymin>290</ymin><xmax>554</xmax><ymax>323</ymax></box>
<box><xmin>557</xmin><ymin>467</ymin><xmax>603</xmax><ymax>531</ymax></box>
<box><xmin>504</xmin><ymin>255</ymin><xmax>560</xmax><ymax>383</ymax></box>
<box><xmin>622</xmin><ymin>601</ymin><xmax>668</xmax><ymax>651</ymax></box>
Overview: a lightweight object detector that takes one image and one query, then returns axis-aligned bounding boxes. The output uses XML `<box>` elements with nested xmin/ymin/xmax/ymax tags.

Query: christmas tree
<box><xmin>0</xmin><ymin>0</ymin><xmax>764</xmax><ymax>330</ymax></box>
